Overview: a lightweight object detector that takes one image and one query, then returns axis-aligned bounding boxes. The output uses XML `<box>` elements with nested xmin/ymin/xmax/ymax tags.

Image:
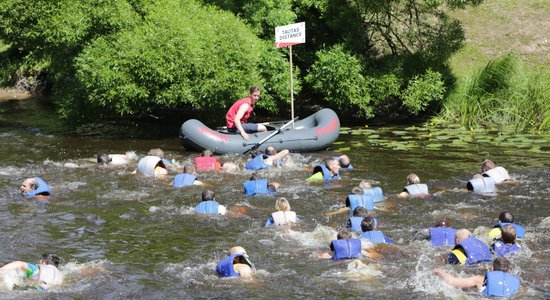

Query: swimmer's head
<box><xmin>183</xmin><ymin>164</ymin><xmax>195</xmax><ymax>174</ymax></box>
<box><xmin>275</xmin><ymin>197</ymin><xmax>290</xmax><ymax>212</ymax></box>
<box><xmin>359</xmin><ymin>180</ymin><xmax>372</xmax><ymax>189</ymax></box>
<box><xmin>97</xmin><ymin>154</ymin><xmax>112</xmax><ymax>164</ymax></box>
<box><xmin>40</xmin><ymin>253</ymin><xmax>61</xmax><ymax>267</ymax></box>
<box><xmin>435</xmin><ymin>218</ymin><xmax>450</xmax><ymax>228</ymax></box>
<box><xmin>265</xmin><ymin>146</ymin><xmax>277</xmax><ymax>156</ymax></box>
<box><xmin>201</xmin><ymin>189</ymin><xmax>215</xmax><ymax>201</ymax></box>
<box><xmin>353</xmin><ymin>206</ymin><xmax>369</xmax><ymax>218</ymax></box>
<box><xmin>201</xmin><ymin>149</ymin><xmax>214</xmax><ymax>157</ymax></box>
<box><xmin>350</xmin><ymin>186</ymin><xmax>363</xmax><ymax>194</ymax></box>
<box><xmin>361</xmin><ymin>216</ymin><xmax>377</xmax><ymax>232</ymax></box>
<box><xmin>493</xmin><ymin>257</ymin><xmax>511</xmax><ymax>272</ymax></box>
<box><xmin>498</xmin><ymin>211</ymin><xmax>514</xmax><ymax>223</ymax></box>
<box><xmin>249</xmin><ymin>172</ymin><xmax>262</xmax><ymax>181</ymax></box>
<box><xmin>148</xmin><ymin>148</ymin><xmax>164</xmax><ymax>158</ymax></box>
<box><xmin>339</xmin><ymin>155</ymin><xmax>351</xmax><ymax>168</ymax></box>
<box><xmin>481</xmin><ymin>159</ymin><xmax>497</xmax><ymax>173</ymax></box>
<box><xmin>406</xmin><ymin>173</ymin><xmax>420</xmax><ymax>185</ymax></box>
<box><xmin>229</xmin><ymin>246</ymin><xmax>248</xmax><ymax>257</ymax></box>
<box><xmin>268</xmin><ymin>182</ymin><xmax>280</xmax><ymax>192</ymax></box>
<box><xmin>455</xmin><ymin>228</ymin><xmax>471</xmax><ymax>243</ymax></box>
<box><xmin>337</xmin><ymin>229</ymin><xmax>352</xmax><ymax>240</ymax></box>
<box><xmin>501</xmin><ymin>225</ymin><xmax>517</xmax><ymax>244</ymax></box>
<box><xmin>20</xmin><ymin>178</ymin><xmax>38</xmax><ymax>193</ymax></box>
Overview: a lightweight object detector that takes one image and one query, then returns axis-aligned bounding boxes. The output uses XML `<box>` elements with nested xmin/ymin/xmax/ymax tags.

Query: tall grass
<box><xmin>439</xmin><ymin>54</ymin><xmax>550</xmax><ymax>132</ymax></box>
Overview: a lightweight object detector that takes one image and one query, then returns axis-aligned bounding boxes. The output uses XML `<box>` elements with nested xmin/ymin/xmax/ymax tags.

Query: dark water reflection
<box><xmin>1</xmin><ymin>98</ymin><xmax>549</xmax><ymax>299</ymax></box>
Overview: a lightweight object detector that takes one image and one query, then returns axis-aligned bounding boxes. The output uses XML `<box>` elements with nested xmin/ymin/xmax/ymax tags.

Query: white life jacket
<box><xmin>271</xmin><ymin>211</ymin><xmax>297</xmax><ymax>225</ymax></box>
<box><xmin>483</xmin><ymin>166</ymin><xmax>511</xmax><ymax>184</ymax></box>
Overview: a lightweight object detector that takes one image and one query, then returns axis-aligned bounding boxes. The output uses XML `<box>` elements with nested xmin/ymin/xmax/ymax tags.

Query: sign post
<box><xmin>275</xmin><ymin>22</ymin><xmax>305</xmax><ymax>129</ymax></box>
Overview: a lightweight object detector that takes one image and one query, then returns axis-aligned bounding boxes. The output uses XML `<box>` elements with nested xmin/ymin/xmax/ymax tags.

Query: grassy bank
<box><xmin>448</xmin><ymin>0</ymin><xmax>550</xmax><ymax>80</ymax></box>
<box><xmin>440</xmin><ymin>0</ymin><xmax>550</xmax><ymax>132</ymax></box>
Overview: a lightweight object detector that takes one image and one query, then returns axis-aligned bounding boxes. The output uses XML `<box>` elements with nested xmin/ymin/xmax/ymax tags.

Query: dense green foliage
<box><xmin>437</xmin><ymin>54</ymin><xmax>550</xmax><ymax>132</ymax></box>
<box><xmin>0</xmin><ymin>0</ymin><xmax>292</xmax><ymax>119</ymax></box>
<box><xmin>201</xmin><ymin>0</ymin><xmax>474</xmax><ymax>118</ymax></box>
<box><xmin>6</xmin><ymin>0</ymin><xmax>542</xmax><ymax>131</ymax></box>
<box><xmin>74</xmin><ymin>0</ymin><xmax>290</xmax><ymax>117</ymax></box>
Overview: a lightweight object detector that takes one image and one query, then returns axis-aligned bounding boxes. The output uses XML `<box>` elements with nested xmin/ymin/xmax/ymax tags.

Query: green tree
<box><xmin>73</xmin><ymin>0</ymin><xmax>292</xmax><ymax>117</ymax></box>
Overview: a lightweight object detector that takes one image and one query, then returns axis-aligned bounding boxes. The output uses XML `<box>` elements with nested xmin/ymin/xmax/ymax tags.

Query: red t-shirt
<box><xmin>226</xmin><ymin>97</ymin><xmax>253</xmax><ymax>128</ymax></box>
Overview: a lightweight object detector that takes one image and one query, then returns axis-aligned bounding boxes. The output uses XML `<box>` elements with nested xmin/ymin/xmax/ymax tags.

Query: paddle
<box><xmin>243</xmin><ymin>117</ymin><xmax>297</xmax><ymax>154</ymax></box>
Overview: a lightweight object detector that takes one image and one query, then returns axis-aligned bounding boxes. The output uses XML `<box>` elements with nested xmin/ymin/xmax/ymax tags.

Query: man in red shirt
<box><xmin>225</xmin><ymin>86</ymin><xmax>267</xmax><ymax>140</ymax></box>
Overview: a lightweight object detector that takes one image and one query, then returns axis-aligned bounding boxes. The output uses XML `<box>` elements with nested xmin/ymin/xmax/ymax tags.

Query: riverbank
<box><xmin>0</xmin><ymin>88</ymin><xmax>33</xmax><ymax>101</ymax></box>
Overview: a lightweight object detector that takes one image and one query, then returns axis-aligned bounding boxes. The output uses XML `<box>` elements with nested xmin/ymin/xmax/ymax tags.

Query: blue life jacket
<box><xmin>348</xmin><ymin>217</ymin><xmax>364</xmax><ymax>233</ymax></box>
<box><xmin>363</xmin><ymin>187</ymin><xmax>384</xmax><ymax>203</ymax></box>
<box><xmin>243</xmin><ymin>179</ymin><xmax>275</xmax><ymax>196</ymax></box>
<box><xmin>245</xmin><ymin>155</ymin><xmax>270</xmax><ymax>171</ymax></box>
<box><xmin>467</xmin><ymin>177</ymin><xmax>496</xmax><ymax>194</ymax></box>
<box><xmin>494</xmin><ymin>223</ymin><xmax>525</xmax><ymax>239</ymax></box>
<box><xmin>348</xmin><ymin>194</ymin><xmax>375</xmax><ymax>211</ymax></box>
<box><xmin>404</xmin><ymin>183</ymin><xmax>429</xmax><ymax>196</ymax></box>
<box><xmin>312</xmin><ymin>164</ymin><xmax>340</xmax><ymax>181</ymax></box>
<box><xmin>360</xmin><ymin>231</ymin><xmax>391</xmax><ymax>244</ymax></box>
<box><xmin>429</xmin><ymin>227</ymin><xmax>457</xmax><ymax>247</ymax></box>
<box><xmin>194</xmin><ymin>200</ymin><xmax>219</xmax><ymax>215</ymax></box>
<box><xmin>215</xmin><ymin>254</ymin><xmax>245</xmax><ymax>277</ymax></box>
<box><xmin>173</xmin><ymin>174</ymin><xmax>197</xmax><ymax>188</ymax></box>
<box><xmin>331</xmin><ymin>239</ymin><xmax>361</xmax><ymax>260</ymax></box>
<box><xmin>492</xmin><ymin>240</ymin><xmax>521</xmax><ymax>257</ymax></box>
<box><xmin>25</xmin><ymin>177</ymin><xmax>51</xmax><ymax>196</ymax></box>
<box><xmin>482</xmin><ymin>271</ymin><xmax>520</xmax><ymax>298</ymax></box>
<box><xmin>455</xmin><ymin>236</ymin><xmax>492</xmax><ymax>265</ymax></box>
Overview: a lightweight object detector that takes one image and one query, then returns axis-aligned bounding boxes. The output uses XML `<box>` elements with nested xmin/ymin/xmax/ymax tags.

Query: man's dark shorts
<box><xmin>228</xmin><ymin>123</ymin><xmax>259</xmax><ymax>133</ymax></box>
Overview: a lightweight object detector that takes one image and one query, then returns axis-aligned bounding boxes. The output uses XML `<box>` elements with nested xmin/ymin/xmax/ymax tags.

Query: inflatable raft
<box><xmin>179</xmin><ymin>108</ymin><xmax>340</xmax><ymax>154</ymax></box>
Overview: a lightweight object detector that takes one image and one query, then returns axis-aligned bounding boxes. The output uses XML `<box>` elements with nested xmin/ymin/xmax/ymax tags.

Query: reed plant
<box><xmin>439</xmin><ymin>54</ymin><xmax>550</xmax><ymax>133</ymax></box>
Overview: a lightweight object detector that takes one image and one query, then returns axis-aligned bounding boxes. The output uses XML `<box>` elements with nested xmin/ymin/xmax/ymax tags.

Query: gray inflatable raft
<box><xmin>179</xmin><ymin>108</ymin><xmax>340</xmax><ymax>154</ymax></box>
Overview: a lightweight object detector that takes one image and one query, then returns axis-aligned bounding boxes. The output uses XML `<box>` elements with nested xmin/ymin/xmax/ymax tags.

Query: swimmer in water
<box><xmin>20</xmin><ymin>177</ymin><xmax>51</xmax><ymax>199</ymax></box>
<box><xmin>433</xmin><ymin>257</ymin><xmax>521</xmax><ymax>297</ymax></box>
<box><xmin>0</xmin><ymin>253</ymin><xmax>63</xmax><ymax>290</ymax></box>
<box><xmin>97</xmin><ymin>151</ymin><xmax>137</xmax><ymax>166</ymax></box>
<box><xmin>397</xmin><ymin>173</ymin><xmax>431</xmax><ymax>198</ymax></box>
<box><xmin>215</xmin><ymin>246</ymin><xmax>254</xmax><ymax>278</ymax></box>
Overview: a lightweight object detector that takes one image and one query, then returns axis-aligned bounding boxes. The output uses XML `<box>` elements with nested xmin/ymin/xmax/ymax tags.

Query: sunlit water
<box><xmin>0</xmin><ymin>97</ymin><xmax>549</xmax><ymax>299</ymax></box>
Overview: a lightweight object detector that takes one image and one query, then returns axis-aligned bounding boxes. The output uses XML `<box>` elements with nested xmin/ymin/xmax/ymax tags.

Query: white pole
<box><xmin>289</xmin><ymin>45</ymin><xmax>295</xmax><ymax>129</ymax></box>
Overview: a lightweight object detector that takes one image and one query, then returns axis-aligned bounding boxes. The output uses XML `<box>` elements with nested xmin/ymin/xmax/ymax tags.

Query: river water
<box><xmin>0</xmin><ymin>97</ymin><xmax>549</xmax><ymax>299</ymax></box>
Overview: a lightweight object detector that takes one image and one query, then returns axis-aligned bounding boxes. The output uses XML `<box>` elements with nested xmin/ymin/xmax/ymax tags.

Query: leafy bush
<box><xmin>72</xmin><ymin>0</ymin><xmax>290</xmax><ymax>117</ymax></box>
<box><xmin>401</xmin><ymin>69</ymin><xmax>446</xmax><ymax>115</ymax></box>
<box><xmin>305</xmin><ymin>45</ymin><xmax>373</xmax><ymax>117</ymax></box>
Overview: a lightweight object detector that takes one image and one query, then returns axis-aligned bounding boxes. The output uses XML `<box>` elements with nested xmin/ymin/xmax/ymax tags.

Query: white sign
<box><xmin>275</xmin><ymin>22</ymin><xmax>305</xmax><ymax>48</ymax></box>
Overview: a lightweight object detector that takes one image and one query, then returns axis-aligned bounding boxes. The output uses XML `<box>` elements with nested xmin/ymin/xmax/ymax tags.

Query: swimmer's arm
<box><xmin>433</xmin><ymin>268</ymin><xmax>484</xmax><ymax>289</ymax></box>
<box><xmin>397</xmin><ymin>191</ymin><xmax>409</xmax><ymax>198</ymax></box>
<box><xmin>0</xmin><ymin>261</ymin><xmax>31</xmax><ymax>273</ymax></box>
<box><xmin>362</xmin><ymin>248</ymin><xmax>383</xmax><ymax>260</ymax></box>
<box><xmin>318</xmin><ymin>251</ymin><xmax>333</xmax><ymax>259</ymax></box>
<box><xmin>326</xmin><ymin>207</ymin><xmax>349</xmax><ymax>217</ymax></box>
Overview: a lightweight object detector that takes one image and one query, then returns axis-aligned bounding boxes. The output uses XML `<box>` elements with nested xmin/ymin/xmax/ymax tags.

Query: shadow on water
<box><xmin>0</xmin><ymin>97</ymin><xmax>549</xmax><ymax>298</ymax></box>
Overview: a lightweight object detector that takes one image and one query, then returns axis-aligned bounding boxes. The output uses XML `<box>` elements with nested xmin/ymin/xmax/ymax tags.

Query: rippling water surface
<box><xmin>0</xmin><ymin>97</ymin><xmax>549</xmax><ymax>299</ymax></box>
